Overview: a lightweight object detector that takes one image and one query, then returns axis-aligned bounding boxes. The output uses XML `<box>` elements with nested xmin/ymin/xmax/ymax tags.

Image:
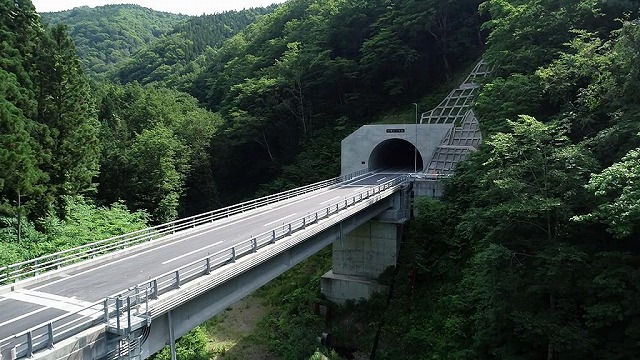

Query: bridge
<box><xmin>0</xmin><ymin>61</ymin><xmax>490</xmax><ymax>360</ymax></box>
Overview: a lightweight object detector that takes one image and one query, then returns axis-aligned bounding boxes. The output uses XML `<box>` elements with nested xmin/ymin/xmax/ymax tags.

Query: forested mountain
<box><xmin>189</xmin><ymin>0</ymin><xmax>485</xmax><ymax>203</ymax></box>
<box><xmin>4</xmin><ymin>0</ymin><xmax>640</xmax><ymax>358</ymax></box>
<box><xmin>373</xmin><ymin>1</ymin><xmax>640</xmax><ymax>359</ymax></box>
<box><xmin>115</xmin><ymin>6</ymin><xmax>277</xmax><ymax>89</ymax></box>
<box><xmin>41</xmin><ymin>5</ymin><xmax>188</xmax><ymax>77</ymax></box>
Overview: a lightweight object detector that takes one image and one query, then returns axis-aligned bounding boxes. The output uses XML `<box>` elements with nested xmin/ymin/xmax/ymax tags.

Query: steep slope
<box><xmin>114</xmin><ymin>6</ymin><xmax>277</xmax><ymax>89</ymax></box>
<box><xmin>41</xmin><ymin>4</ymin><xmax>188</xmax><ymax>77</ymax></box>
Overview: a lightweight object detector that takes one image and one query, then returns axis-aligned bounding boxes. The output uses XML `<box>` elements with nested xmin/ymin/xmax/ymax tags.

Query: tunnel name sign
<box><xmin>386</xmin><ymin>129</ymin><xmax>405</xmax><ymax>133</ymax></box>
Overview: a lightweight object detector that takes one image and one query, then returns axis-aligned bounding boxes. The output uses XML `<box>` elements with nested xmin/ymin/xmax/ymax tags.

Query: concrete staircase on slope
<box><xmin>421</xmin><ymin>60</ymin><xmax>491</xmax><ymax>176</ymax></box>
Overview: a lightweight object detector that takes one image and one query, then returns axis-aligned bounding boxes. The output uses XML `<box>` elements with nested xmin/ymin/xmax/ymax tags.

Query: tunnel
<box><xmin>368</xmin><ymin>139</ymin><xmax>424</xmax><ymax>171</ymax></box>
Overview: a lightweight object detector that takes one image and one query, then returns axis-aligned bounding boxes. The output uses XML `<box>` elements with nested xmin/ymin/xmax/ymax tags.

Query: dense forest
<box><xmin>42</xmin><ymin>5</ymin><xmax>188</xmax><ymax>77</ymax></box>
<box><xmin>2</xmin><ymin>0</ymin><xmax>640</xmax><ymax>359</ymax></box>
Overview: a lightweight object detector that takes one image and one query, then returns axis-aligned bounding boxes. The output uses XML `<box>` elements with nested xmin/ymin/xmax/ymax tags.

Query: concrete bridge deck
<box><xmin>0</xmin><ymin>170</ymin><xmax>407</xmax><ymax>360</ymax></box>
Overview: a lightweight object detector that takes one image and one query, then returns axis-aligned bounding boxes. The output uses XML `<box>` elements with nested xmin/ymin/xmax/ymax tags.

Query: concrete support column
<box><xmin>321</xmin><ymin>220</ymin><xmax>400</xmax><ymax>304</ymax></box>
<box><xmin>168</xmin><ymin>310</ymin><xmax>176</xmax><ymax>360</ymax></box>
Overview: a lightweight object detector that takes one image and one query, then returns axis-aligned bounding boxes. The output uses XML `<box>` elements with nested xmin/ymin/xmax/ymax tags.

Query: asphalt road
<box><xmin>0</xmin><ymin>170</ymin><xmax>407</xmax><ymax>348</ymax></box>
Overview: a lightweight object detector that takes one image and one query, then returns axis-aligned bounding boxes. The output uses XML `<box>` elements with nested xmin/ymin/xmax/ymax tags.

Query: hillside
<box><xmin>41</xmin><ymin>4</ymin><xmax>188</xmax><ymax>77</ymax></box>
<box><xmin>114</xmin><ymin>6</ymin><xmax>277</xmax><ymax>90</ymax></box>
<box><xmin>4</xmin><ymin>0</ymin><xmax>640</xmax><ymax>359</ymax></box>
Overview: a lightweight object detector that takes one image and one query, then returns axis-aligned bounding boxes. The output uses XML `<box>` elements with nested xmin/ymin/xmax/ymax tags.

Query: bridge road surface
<box><xmin>0</xmin><ymin>171</ymin><xmax>407</xmax><ymax>350</ymax></box>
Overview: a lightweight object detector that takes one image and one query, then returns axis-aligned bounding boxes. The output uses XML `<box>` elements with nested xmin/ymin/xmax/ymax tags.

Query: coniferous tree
<box><xmin>35</xmin><ymin>24</ymin><xmax>100</xmax><ymax>211</ymax></box>
<box><xmin>0</xmin><ymin>69</ymin><xmax>45</xmax><ymax>216</ymax></box>
<box><xmin>0</xmin><ymin>0</ymin><xmax>48</xmax><ymax>218</ymax></box>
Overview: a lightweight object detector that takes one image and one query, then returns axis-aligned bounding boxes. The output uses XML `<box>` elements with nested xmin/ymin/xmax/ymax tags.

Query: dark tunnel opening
<box><xmin>368</xmin><ymin>139</ymin><xmax>424</xmax><ymax>171</ymax></box>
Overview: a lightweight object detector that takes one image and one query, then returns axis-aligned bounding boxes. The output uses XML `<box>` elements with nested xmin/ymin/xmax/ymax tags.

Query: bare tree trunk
<box><xmin>254</xmin><ymin>132</ymin><xmax>275</xmax><ymax>163</ymax></box>
<box><xmin>548</xmin><ymin>293</ymin><xmax>555</xmax><ymax>360</ymax></box>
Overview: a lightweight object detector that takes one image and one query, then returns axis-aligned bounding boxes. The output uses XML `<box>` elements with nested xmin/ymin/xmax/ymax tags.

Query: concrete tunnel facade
<box><xmin>341</xmin><ymin>124</ymin><xmax>454</xmax><ymax>175</ymax></box>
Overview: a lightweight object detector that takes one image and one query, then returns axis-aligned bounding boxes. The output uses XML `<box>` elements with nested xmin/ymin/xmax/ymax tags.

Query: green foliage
<box><xmin>255</xmin><ymin>248</ymin><xmax>333</xmax><ymax>360</ymax></box>
<box><xmin>0</xmin><ymin>69</ymin><xmax>44</xmax><ymax>214</ymax></box>
<box><xmin>152</xmin><ymin>326</ymin><xmax>211</xmax><ymax>360</ymax></box>
<box><xmin>578</xmin><ymin>144</ymin><xmax>640</xmax><ymax>238</ymax></box>
<box><xmin>35</xmin><ymin>24</ymin><xmax>101</xmax><ymax>211</ymax></box>
<box><xmin>0</xmin><ymin>195</ymin><xmax>147</xmax><ymax>268</ymax></box>
<box><xmin>363</xmin><ymin>3</ymin><xmax>640</xmax><ymax>359</ymax></box>
<box><xmin>96</xmin><ymin>83</ymin><xmax>222</xmax><ymax>221</ymax></box>
<box><xmin>41</xmin><ymin>4</ymin><xmax>188</xmax><ymax>78</ymax></box>
<box><xmin>194</xmin><ymin>0</ymin><xmax>484</xmax><ymax>204</ymax></box>
<box><xmin>115</xmin><ymin>7</ymin><xmax>276</xmax><ymax>89</ymax></box>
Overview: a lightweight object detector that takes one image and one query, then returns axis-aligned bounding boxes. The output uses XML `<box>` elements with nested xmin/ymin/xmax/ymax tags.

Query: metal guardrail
<box><xmin>2</xmin><ymin>174</ymin><xmax>407</xmax><ymax>360</ymax></box>
<box><xmin>0</xmin><ymin>169</ymin><xmax>370</xmax><ymax>285</ymax></box>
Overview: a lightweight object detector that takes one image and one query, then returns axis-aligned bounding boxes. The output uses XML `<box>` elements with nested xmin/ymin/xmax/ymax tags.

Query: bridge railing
<box><xmin>0</xmin><ymin>169</ymin><xmax>370</xmax><ymax>285</ymax></box>
<box><xmin>134</xmin><ymin>174</ymin><xmax>408</xmax><ymax>307</ymax></box>
<box><xmin>2</xmin><ymin>174</ymin><xmax>406</xmax><ymax>360</ymax></box>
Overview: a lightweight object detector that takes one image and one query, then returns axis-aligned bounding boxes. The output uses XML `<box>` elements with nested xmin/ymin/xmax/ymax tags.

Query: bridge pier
<box><xmin>321</xmin><ymin>220</ymin><xmax>401</xmax><ymax>304</ymax></box>
<box><xmin>321</xmin><ymin>181</ymin><xmax>406</xmax><ymax>306</ymax></box>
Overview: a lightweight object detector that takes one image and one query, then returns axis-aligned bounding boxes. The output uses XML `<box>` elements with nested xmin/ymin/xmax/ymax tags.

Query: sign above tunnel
<box><xmin>386</xmin><ymin>129</ymin><xmax>405</xmax><ymax>133</ymax></box>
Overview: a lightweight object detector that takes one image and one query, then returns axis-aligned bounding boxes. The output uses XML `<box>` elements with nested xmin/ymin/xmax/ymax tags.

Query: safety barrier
<box><xmin>2</xmin><ymin>171</ymin><xmax>406</xmax><ymax>360</ymax></box>
<box><xmin>0</xmin><ymin>169</ymin><xmax>369</xmax><ymax>285</ymax></box>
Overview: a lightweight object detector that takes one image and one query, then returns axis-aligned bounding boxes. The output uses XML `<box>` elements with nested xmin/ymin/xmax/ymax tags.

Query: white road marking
<box><xmin>319</xmin><ymin>196</ymin><xmax>340</xmax><ymax>205</ymax></box>
<box><xmin>33</xmin><ymin>184</ymin><xmax>370</xmax><ymax>290</ymax></box>
<box><xmin>162</xmin><ymin>241</ymin><xmax>224</xmax><ymax>265</ymax></box>
<box><xmin>376</xmin><ymin>177</ymin><xmax>387</xmax><ymax>183</ymax></box>
<box><xmin>0</xmin><ymin>307</ymin><xmax>48</xmax><ymax>328</ymax></box>
<box><xmin>346</xmin><ymin>172</ymin><xmax>379</xmax><ymax>185</ymax></box>
<box><xmin>263</xmin><ymin>213</ymin><xmax>297</xmax><ymax>227</ymax></box>
<box><xmin>5</xmin><ymin>290</ymin><xmax>92</xmax><ymax>313</ymax></box>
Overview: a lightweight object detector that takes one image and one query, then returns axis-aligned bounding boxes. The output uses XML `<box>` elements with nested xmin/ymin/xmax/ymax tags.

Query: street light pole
<box><xmin>413</xmin><ymin>103</ymin><xmax>418</xmax><ymax>173</ymax></box>
<box><xmin>17</xmin><ymin>189</ymin><xmax>21</xmax><ymax>243</ymax></box>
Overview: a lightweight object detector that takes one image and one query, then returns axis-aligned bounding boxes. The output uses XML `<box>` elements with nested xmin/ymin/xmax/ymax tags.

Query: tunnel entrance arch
<box><xmin>368</xmin><ymin>138</ymin><xmax>423</xmax><ymax>171</ymax></box>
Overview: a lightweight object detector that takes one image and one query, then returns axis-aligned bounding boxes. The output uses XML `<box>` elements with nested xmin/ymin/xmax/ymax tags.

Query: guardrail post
<box><xmin>145</xmin><ymin>289</ymin><xmax>149</xmax><ymax>317</ymax></box>
<box><xmin>152</xmin><ymin>279</ymin><xmax>158</xmax><ymax>299</ymax></box>
<box><xmin>231</xmin><ymin>247</ymin><xmax>236</xmax><ymax>262</ymax></box>
<box><xmin>127</xmin><ymin>297</ymin><xmax>132</xmax><ymax>335</ymax></box>
<box><xmin>175</xmin><ymin>271</ymin><xmax>180</xmax><ymax>288</ymax></box>
<box><xmin>271</xmin><ymin>230</ymin><xmax>276</xmax><ymax>244</ymax></box>
<box><xmin>116</xmin><ymin>297</ymin><xmax>121</xmax><ymax>331</ymax></box>
<box><xmin>302</xmin><ymin>217</ymin><xmax>306</xmax><ymax>229</ymax></box>
<box><xmin>315</xmin><ymin>212</ymin><xmax>318</xmax><ymax>223</ymax></box>
<box><xmin>104</xmin><ymin>298</ymin><xmax>109</xmax><ymax>322</ymax></box>
<box><xmin>205</xmin><ymin>258</ymin><xmax>211</xmax><ymax>275</ymax></box>
<box><xmin>252</xmin><ymin>238</ymin><xmax>257</xmax><ymax>253</ymax></box>
<box><xmin>26</xmin><ymin>331</ymin><xmax>33</xmax><ymax>357</ymax></box>
<box><xmin>345</xmin><ymin>199</ymin><xmax>348</xmax><ymax>209</ymax></box>
<box><xmin>287</xmin><ymin>224</ymin><xmax>292</xmax><ymax>236</ymax></box>
<box><xmin>47</xmin><ymin>323</ymin><xmax>54</xmax><ymax>349</ymax></box>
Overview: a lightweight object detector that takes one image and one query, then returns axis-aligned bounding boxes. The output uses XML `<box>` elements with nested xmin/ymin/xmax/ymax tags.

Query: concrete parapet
<box><xmin>413</xmin><ymin>178</ymin><xmax>445</xmax><ymax>200</ymax></box>
<box><xmin>28</xmin><ymin>326</ymin><xmax>106</xmax><ymax>360</ymax></box>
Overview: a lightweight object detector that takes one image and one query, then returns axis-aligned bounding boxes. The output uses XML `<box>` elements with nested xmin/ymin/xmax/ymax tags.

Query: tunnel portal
<box><xmin>368</xmin><ymin>139</ymin><xmax>424</xmax><ymax>171</ymax></box>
